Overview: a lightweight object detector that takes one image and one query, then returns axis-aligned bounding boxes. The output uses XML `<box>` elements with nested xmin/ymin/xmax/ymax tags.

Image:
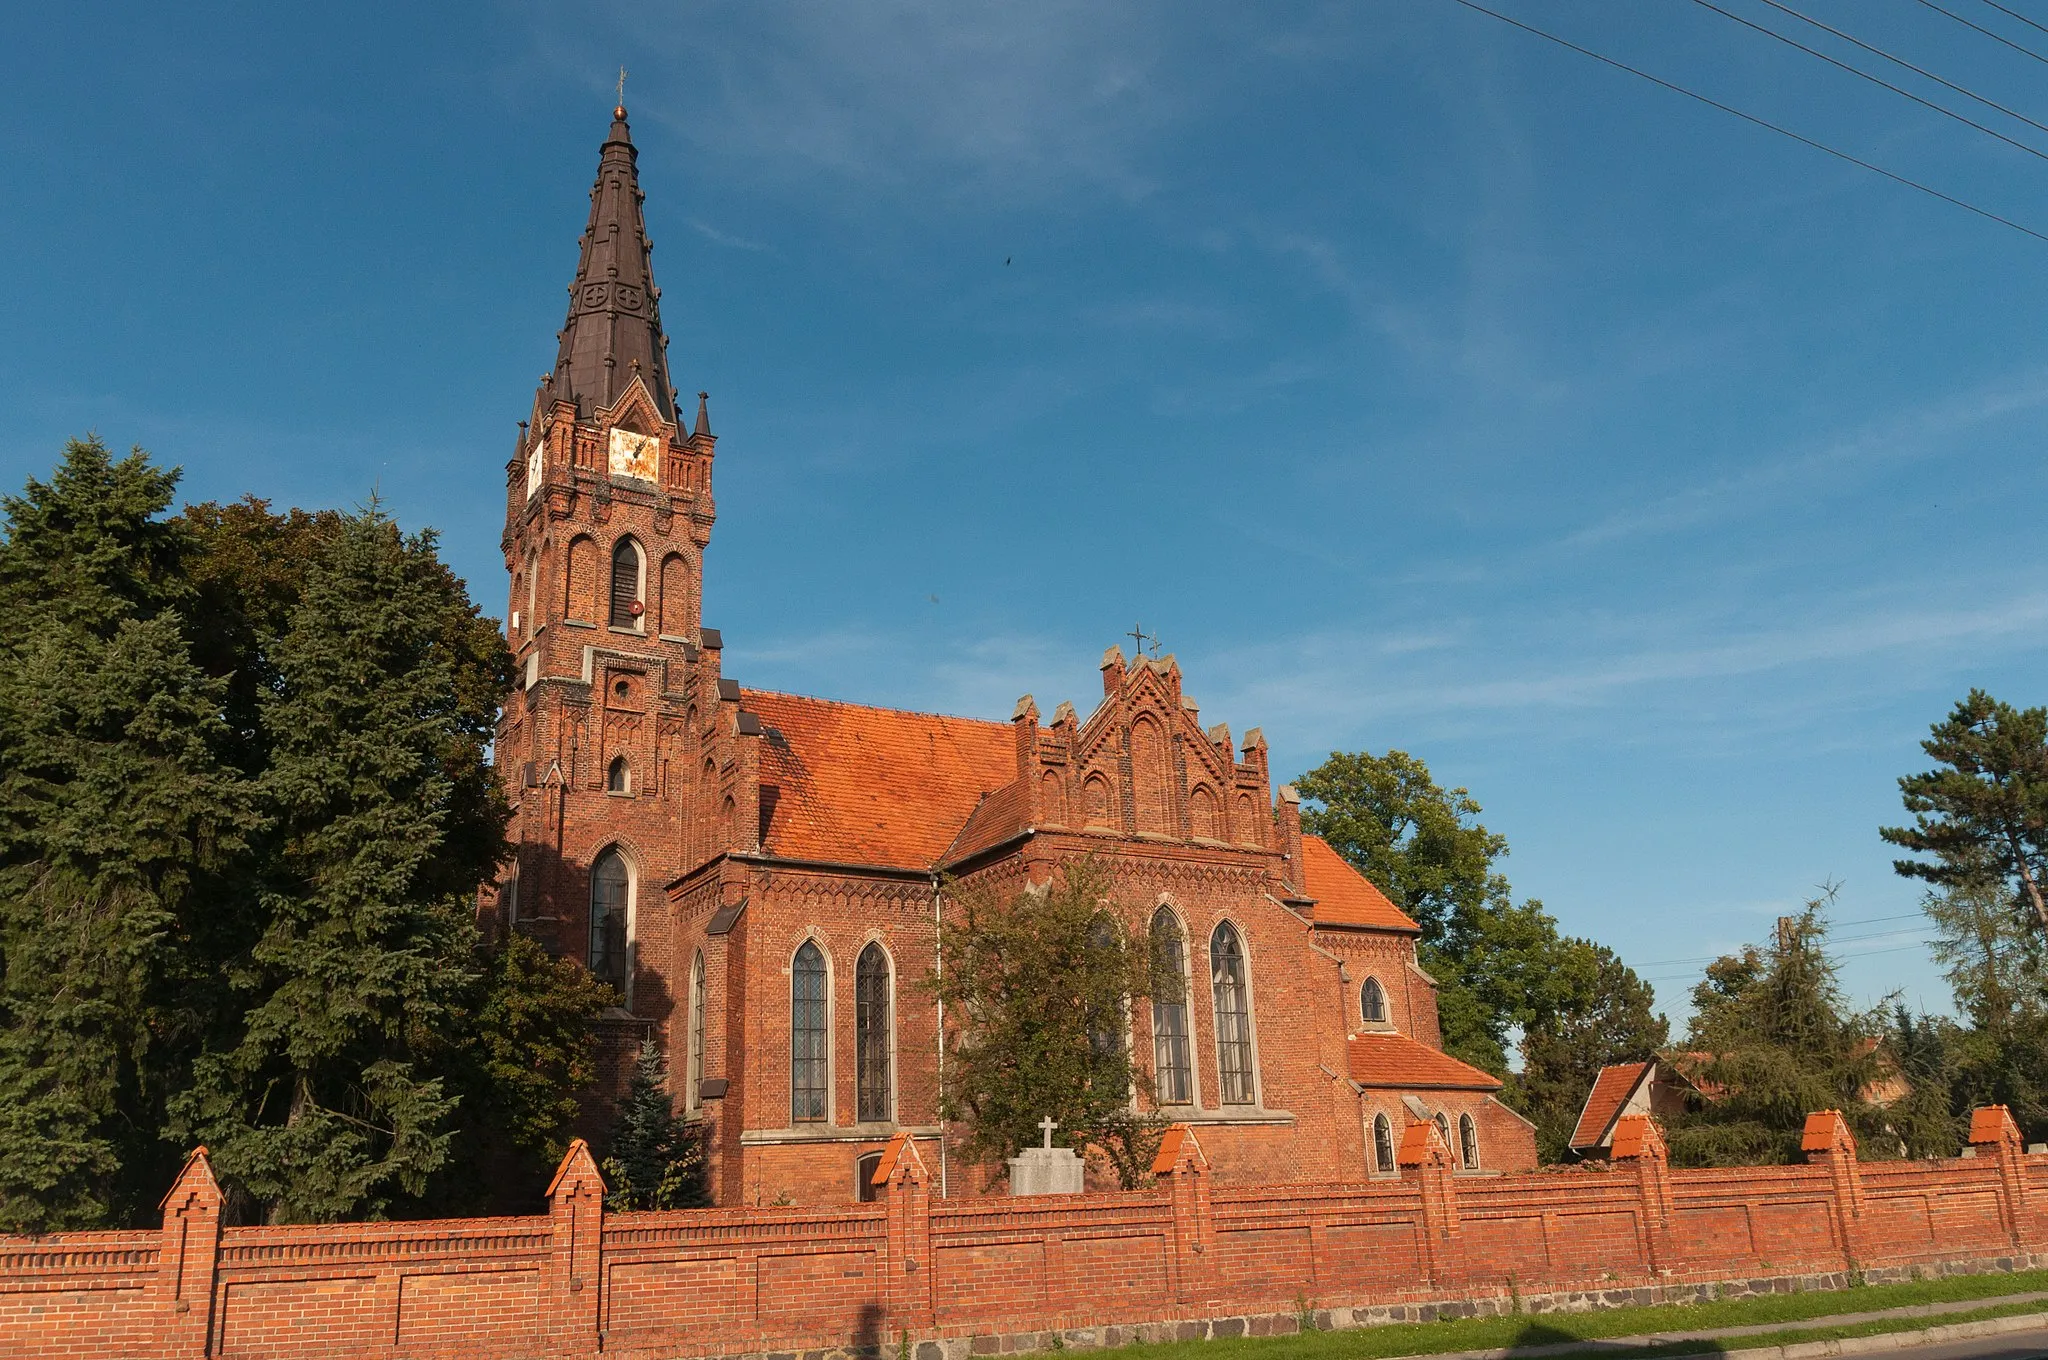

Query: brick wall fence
<box><xmin>5</xmin><ymin>1107</ymin><xmax>2045</xmax><ymax>1360</ymax></box>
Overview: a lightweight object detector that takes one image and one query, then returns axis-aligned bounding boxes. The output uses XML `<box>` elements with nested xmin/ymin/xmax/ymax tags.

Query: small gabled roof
<box><xmin>1568</xmin><ymin>1060</ymin><xmax>1656</xmax><ymax>1151</ymax></box>
<box><xmin>1302</xmin><ymin>835</ymin><xmax>1420</xmax><ymax>932</ymax></box>
<box><xmin>1348</xmin><ymin>1031</ymin><xmax>1502</xmax><ymax>1091</ymax></box>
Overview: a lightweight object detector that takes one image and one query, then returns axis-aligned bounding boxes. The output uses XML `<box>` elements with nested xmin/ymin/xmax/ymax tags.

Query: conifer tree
<box><xmin>173</xmin><ymin>505</ymin><xmax>513</xmax><ymax>1222</ymax></box>
<box><xmin>601</xmin><ymin>1041</ymin><xmax>709</xmax><ymax>1212</ymax></box>
<box><xmin>0</xmin><ymin>438</ymin><xmax>254</xmax><ymax>1230</ymax></box>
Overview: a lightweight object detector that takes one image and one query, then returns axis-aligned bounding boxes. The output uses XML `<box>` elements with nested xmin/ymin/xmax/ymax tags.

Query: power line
<box><xmin>1690</xmin><ymin>0</ymin><xmax>2048</xmax><ymax>164</ymax></box>
<box><xmin>1983</xmin><ymin>0</ymin><xmax>2048</xmax><ymax>41</ymax></box>
<box><xmin>1912</xmin><ymin>0</ymin><xmax>2048</xmax><ymax>68</ymax></box>
<box><xmin>1441</xmin><ymin>0</ymin><xmax>2048</xmax><ymax>246</ymax></box>
<box><xmin>1751</xmin><ymin>0</ymin><xmax>2048</xmax><ymax>136</ymax></box>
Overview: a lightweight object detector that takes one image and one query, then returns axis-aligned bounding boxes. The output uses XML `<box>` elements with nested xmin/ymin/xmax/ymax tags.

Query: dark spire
<box><xmin>537</xmin><ymin>104</ymin><xmax>675</xmax><ymax>423</ymax></box>
<box><xmin>694</xmin><ymin>391</ymin><xmax>711</xmax><ymax>437</ymax></box>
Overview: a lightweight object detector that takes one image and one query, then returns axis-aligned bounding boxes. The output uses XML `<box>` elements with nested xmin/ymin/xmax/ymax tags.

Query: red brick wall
<box><xmin>8</xmin><ymin>1111</ymin><xmax>2046</xmax><ymax>1360</ymax></box>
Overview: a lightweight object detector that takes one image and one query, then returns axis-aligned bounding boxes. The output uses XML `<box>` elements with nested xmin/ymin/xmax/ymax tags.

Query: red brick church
<box><xmin>488</xmin><ymin>105</ymin><xmax>1537</xmax><ymax>1206</ymax></box>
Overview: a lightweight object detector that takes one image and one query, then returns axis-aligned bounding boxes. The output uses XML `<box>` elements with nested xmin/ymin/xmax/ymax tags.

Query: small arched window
<box><xmin>607</xmin><ymin>755</ymin><xmax>630</xmax><ymax>794</ymax></box>
<box><xmin>589</xmin><ymin>848</ymin><xmax>631</xmax><ymax>994</ymax></box>
<box><xmin>1150</xmin><ymin>908</ymin><xmax>1192</xmax><ymax>1105</ymax></box>
<box><xmin>856</xmin><ymin>1150</ymin><xmax>884</xmax><ymax>1203</ymax></box>
<box><xmin>1434</xmin><ymin>1112</ymin><xmax>1454</xmax><ymax>1162</ymax></box>
<box><xmin>687</xmin><ymin>949</ymin><xmax>706</xmax><ymax>1112</ymax></box>
<box><xmin>792</xmin><ymin>941</ymin><xmax>828</xmax><ymax>1123</ymax></box>
<box><xmin>610</xmin><ymin>537</ymin><xmax>644</xmax><ymax>628</ymax></box>
<box><xmin>1373</xmin><ymin>1112</ymin><xmax>1396</xmax><ymax>1173</ymax></box>
<box><xmin>1460</xmin><ymin>1113</ymin><xmax>1480</xmax><ymax>1170</ymax></box>
<box><xmin>1360</xmin><ymin>976</ymin><xmax>1387</xmax><ymax>1026</ymax></box>
<box><xmin>1210</xmin><ymin>922</ymin><xmax>1255</xmax><ymax>1105</ymax></box>
<box><xmin>855</xmin><ymin>943</ymin><xmax>891</xmax><ymax>1123</ymax></box>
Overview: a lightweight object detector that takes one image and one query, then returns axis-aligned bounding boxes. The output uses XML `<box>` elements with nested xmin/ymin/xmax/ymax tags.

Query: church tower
<box><xmin>491</xmin><ymin>102</ymin><xmax>715</xmax><ymax>1020</ymax></box>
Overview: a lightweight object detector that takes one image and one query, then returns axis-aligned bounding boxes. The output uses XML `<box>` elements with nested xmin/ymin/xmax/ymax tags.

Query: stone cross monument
<box><xmin>1007</xmin><ymin>1117</ymin><xmax>1084</xmax><ymax>1195</ymax></box>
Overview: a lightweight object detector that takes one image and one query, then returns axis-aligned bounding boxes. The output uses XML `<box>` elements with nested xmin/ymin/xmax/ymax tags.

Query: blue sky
<box><xmin>7</xmin><ymin>1</ymin><xmax>2048</xmax><ymax>1027</ymax></box>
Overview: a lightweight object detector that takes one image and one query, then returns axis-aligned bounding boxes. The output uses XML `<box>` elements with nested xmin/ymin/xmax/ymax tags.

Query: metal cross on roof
<box><xmin>1039</xmin><ymin>1116</ymin><xmax>1058</xmax><ymax>1149</ymax></box>
<box><xmin>1126</xmin><ymin>623</ymin><xmax>1159</xmax><ymax>658</ymax></box>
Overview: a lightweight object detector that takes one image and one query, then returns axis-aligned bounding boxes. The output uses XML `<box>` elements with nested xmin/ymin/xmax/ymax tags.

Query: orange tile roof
<box><xmin>943</xmin><ymin>777</ymin><xmax>1032</xmax><ymax>865</ymax></box>
<box><xmin>1347</xmin><ymin>1031</ymin><xmax>1502</xmax><ymax>1091</ymax></box>
<box><xmin>1569</xmin><ymin>1061</ymin><xmax>1654</xmax><ymax>1150</ymax></box>
<box><xmin>1301</xmin><ymin>835</ymin><xmax>1419</xmax><ymax>932</ymax></box>
<box><xmin>744</xmin><ymin>690</ymin><xmax>1015</xmax><ymax>870</ymax></box>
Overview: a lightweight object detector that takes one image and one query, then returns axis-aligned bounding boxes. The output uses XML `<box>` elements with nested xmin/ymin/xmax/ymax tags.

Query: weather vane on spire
<box><xmin>616</xmin><ymin>66</ymin><xmax>628</xmax><ymax>109</ymax></box>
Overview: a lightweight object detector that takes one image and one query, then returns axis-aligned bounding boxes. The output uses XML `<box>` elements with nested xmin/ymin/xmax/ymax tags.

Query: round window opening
<box><xmin>613</xmin><ymin>680</ymin><xmax>630</xmax><ymax>698</ymax></box>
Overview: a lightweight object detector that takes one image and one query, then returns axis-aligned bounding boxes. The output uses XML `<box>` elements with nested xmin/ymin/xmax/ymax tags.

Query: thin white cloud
<box><xmin>688</xmin><ymin>219</ymin><xmax>769</xmax><ymax>252</ymax></box>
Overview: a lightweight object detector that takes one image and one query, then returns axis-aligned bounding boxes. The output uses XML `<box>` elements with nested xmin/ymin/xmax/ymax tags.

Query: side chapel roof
<box><xmin>1301</xmin><ymin>835</ymin><xmax>1420</xmax><ymax>932</ymax></box>
<box><xmin>537</xmin><ymin>105</ymin><xmax>676</xmax><ymax>423</ymax></box>
<box><xmin>743</xmin><ymin>690</ymin><xmax>1014</xmax><ymax>870</ymax></box>
<box><xmin>1348</xmin><ymin>1031</ymin><xmax>1502</xmax><ymax>1091</ymax></box>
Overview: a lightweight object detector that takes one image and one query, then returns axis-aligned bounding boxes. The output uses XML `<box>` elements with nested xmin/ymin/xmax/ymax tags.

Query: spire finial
<box><xmin>616</xmin><ymin>66</ymin><xmax>628</xmax><ymax>117</ymax></box>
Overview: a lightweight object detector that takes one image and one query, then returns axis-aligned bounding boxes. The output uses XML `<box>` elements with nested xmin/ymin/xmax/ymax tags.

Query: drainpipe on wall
<box><xmin>932</xmin><ymin>870</ymin><xmax>948</xmax><ymax>1198</ymax></box>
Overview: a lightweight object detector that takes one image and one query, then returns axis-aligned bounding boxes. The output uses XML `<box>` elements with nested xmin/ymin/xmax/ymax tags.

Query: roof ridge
<box><xmin>740</xmin><ymin>687</ymin><xmax>1012</xmax><ymax>731</ymax></box>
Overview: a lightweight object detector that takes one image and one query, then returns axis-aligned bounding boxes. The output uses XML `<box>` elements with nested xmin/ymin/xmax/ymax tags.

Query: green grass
<box><xmin>1106</xmin><ymin>1268</ymin><xmax>2048</xmax><ymax>1360</ymax></box>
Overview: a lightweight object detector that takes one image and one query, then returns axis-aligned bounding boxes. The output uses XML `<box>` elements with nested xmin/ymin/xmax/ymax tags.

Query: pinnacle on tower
<box><xmin>536</xmin><ymin>104</ymin><xmax>675</xmax><ymax>422</ymax></box>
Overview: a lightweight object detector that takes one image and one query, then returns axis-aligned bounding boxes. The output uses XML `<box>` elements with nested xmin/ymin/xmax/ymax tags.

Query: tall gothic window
<box><xmin>1372</xmin><ymin>1112</ymin><xmax>1396</xmax><ymax>1173</ymax></box>
<box><xmin>589</xmin><ymin>848</ymin><xmax>630</xmax><ymax>994</ymax></box>
<box><xmin>610</xmin><ymin>537</ymin><xmax>643</xmax><ymax>628</ymax></box>
<box><xmin>855</xmin><ymin>943</ymin><xmax>891</xmax><ymax>1123</ymax></box>
<box><xmin>1434</xmin><ymin>1112</ymin><xmax>1454</xmax><ymax>1162</ymax></box>
<box><xmin>1087</xmin><ymin>915</ymin><xmax>1125</xmax><ymax>1072</ymax></box>
<box><xmin>1150</xmin><ymin>908</ymin><xmax>1192</xmax><ymax>1105</ymax></box>
<box><xmin>1460</xmin><ymin>1113</ymin><xmax>1480</xmax><ymax>1170</ymax></box>
<box><xmin>687</xmin><ymin>949</ymin><xmax>706</xmax><ymax>1112</ymax></box>
<box><xmin>791</xmin><ymin>941</ymin><xmax>828</xmax><ymax>1123</ymax></box>
<box><xmin>1210</xmin><ymin>922</ymin><xmax>1255</xmax><ymax>1105</ymax></box>
<box><xmin>1359</xmin><ymin>976</ymin><xmax>1387</xmax><ymax>1025</ymax></box>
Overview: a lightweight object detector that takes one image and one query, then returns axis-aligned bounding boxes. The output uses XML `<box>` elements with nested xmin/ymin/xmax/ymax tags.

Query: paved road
<box><xmin>1869</xmin><ymin>1327</ymin><xmax>2048</xmax><ymax>1358</ymax></box>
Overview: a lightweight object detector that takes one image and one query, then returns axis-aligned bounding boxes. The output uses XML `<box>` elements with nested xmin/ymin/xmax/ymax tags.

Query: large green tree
<box><xmin>931</xmin><ymin>859</ymin><xmax>1169</xmax><ymax>1189</ymax></box>
<box><xmin>172</xmin><ymin>506</ymin><xmax>516</xmax><ymax>1222</ymax></box>
<box><xmin>1883</xmin><ymin>690</ymin><xmax>2048</xmax><ymax>930</ymax></box>
<box><xmin>0</xmin><ymin>439</ymin><xmax>257</xmax><ymax>1230</ymax></box>
<box><xmin>1296</xmin><ymin>749</ymin><xmax>1660</xmax><ymax>1082</ymax></box>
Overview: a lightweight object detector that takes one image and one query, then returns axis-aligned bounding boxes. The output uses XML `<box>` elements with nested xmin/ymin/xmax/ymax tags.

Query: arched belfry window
<box><xmin>1150</xmin><ymin>908</ymin><xmax>1192</xmax><ymax>1105</ymax></box>
<box><xmin>1210</xmin><ymin>922</ymin><xmax>1255</xmax><ymax>1105</ymax></box>
<box><xmin>1372</xmin><ymin>1112</ymin><xmax>1396</xmax><ymax>1173</ymax></box>
<box><xmin>1360</xmin><ymin>976</ymin><xmax>1387</xmax><ymax>1026</ymax></box>
<box><xmin>1460</xmin><ymin>1113</ymin><xmax>1480</xmax><ymax>1170</ymax></box>
<box><xmin>607</xmin><ymin>755</ymin><xmax>630</xmax><ymax>794</ymax></box>
<box><xmin>610</xmin><ymin>537</ymin><xmax>644</xmax><ymax>628</ymax></box>
<box><xmin>855</xmin><ymin>943</ymin><xmax>891</xmax><ymax>1123</ymax></box>
<box><xmin>791</xmin><ymin>941</ymin><xmax>828</xmax><ymax>1123</ymax></box>
<box><xmin>589</xmin><ymin>848</ymin><xmax>631</xmax><ymax>994</ymax></box>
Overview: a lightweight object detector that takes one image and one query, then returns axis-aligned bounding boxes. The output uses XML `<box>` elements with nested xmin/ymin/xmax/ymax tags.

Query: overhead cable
<box><xmin>1689</xmin><ymin>0</ymin><xmax>2048</xmax><ymax>164</ymax></box>
<box><xmin>1912</xmin><ymin>0</ymin><xmax>2048</xmax><ymax>68</ymax></box>
<box><xmin>1441</xmin><ymin>0</ymin><xmax>2048</xmax><ymax>246</ymax></box>
<box><xmin>1751</xmin><ymin>0</ymin><xmax>2048</xmax><ymax>136</ymax></box>
<box><xmin>1982</xmin><ymin>0</ymin><xmax>2048</xmax><ymax>41</ymax></box>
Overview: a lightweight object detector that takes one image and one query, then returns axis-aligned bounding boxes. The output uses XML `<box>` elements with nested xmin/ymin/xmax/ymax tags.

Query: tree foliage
<box><xmin>1883</xmin><ymin>690</ymin><xmax>2048</xmax><ymax>930</ymax></box>
<box><xmin>931</xmin><ymin>859</ymin><xmax>1169</xmax><ymax>1189</ymax></box>
<box><xmin>602</xmin><ymin>1041</ymin><xmax>709</xmax><ymax>1212</ymax></box>
<box><xmin>1668</xmin><ymin>893</ymin><xmax>1886</xmax><ymax>1167</ymax></box>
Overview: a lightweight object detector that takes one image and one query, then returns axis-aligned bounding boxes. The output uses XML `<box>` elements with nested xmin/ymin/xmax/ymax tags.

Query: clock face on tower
<box><xmin>608</xmin><ymin>428</ymin><xmax>659</xmax><ymax>482</ymax></box>
<box><xmin>525</xmin><ymin>429</ymin><xmax>546</xmax><ymax>500</ymax></box>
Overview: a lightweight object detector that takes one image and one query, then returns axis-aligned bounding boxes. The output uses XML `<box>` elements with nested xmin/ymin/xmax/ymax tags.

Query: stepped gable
<box><xmin>536</xmin><ymin>103</ymin><xmax>675</xmax><ymax>423</ymax></box>
<box><xmin>1349</xmin><ymin>1031</ymin><xmax>1503</xmax><ymax>1091</ymax></box>
<box><xmin>1301</xmin><ymin>834</ymin><xmax>1419</xmax><ymax>932</ymax></box>
<box><xmin>743</xmin><ymin>689</ymin><xmax>1014</xmax><ymax>869</ymax></box>
<box><xmin>1570</xmin><ymin>1060</ymin><xmax>1656</xmax><ymax>1149</ymax></box>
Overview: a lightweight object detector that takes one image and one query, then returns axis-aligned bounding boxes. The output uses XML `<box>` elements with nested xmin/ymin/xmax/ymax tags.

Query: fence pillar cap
<box><xmin>1611</xmin><ymin>1113</ymin><xmax>1668</xmax><ymax>1161</ymax></box>
<box><xmin>159</xmin><ymin>1146</ymin><xmax>221</xmax><ymax>1214</ymax></box>
<box><xmin>1151</xmin><ymin>1123</ymin><xmax>1210</xmax><ymax>1177</ymax></box>
<box><xmin>1970</xmin><ymin>1105</ymin><xmax>2023</xmax><ymax>1150</ymax></box>
<box><xmin>1802</xmin><ymin>1109</ymin><xmax>1857</xmax><ymax>1157</ymax></box>
<box><xmin>874</xmin><ymin>1130</ymin><xmax>930</xmax><ymax>1189</ymax></box>
<box><xmin>1398</xmin><ymin>1117</ymin><xmax>1456</xmax><ymax>1169</ymax></box>
<box><xmin>546</xmin><ymin>1137</ymin><xmax>607</xmax><ymax>1202</ymax></box>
